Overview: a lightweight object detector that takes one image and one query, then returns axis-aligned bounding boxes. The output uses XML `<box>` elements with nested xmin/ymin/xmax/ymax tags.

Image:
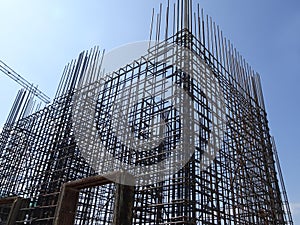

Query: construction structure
<box><xmin>0</xmin><ymin>0</ymin><xmax>294</xmax><ymax>224</ymax></box>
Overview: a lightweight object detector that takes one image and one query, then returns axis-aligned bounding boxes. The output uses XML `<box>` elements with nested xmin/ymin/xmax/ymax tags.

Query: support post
<box><xmin>54</xmin><ymin>171</ymin><xmax>135</xmax><ymax>225</ymax></box>
<box><xmin>112</xmin><ymin>183</ymin><xmax>135</xmax><ymax>225</ymax></box>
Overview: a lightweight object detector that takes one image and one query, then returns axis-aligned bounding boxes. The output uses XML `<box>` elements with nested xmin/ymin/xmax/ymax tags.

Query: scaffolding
<box><xmin>0</xmin><ymin>0</ymin><xmax>293</xmax><ymax>224</ymax></box>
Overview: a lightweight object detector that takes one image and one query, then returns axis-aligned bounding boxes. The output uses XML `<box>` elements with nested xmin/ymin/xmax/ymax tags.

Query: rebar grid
<box><xmin>0</xmin><ymin>1</ymin><xmax>293</xmax><ymax>224</ymax></box>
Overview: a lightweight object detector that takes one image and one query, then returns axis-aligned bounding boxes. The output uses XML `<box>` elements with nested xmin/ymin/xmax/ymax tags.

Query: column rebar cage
<box><xmin>0</xmin><ymin>1</ymin><xmax>293</xmax><ymax>224</ymax></box>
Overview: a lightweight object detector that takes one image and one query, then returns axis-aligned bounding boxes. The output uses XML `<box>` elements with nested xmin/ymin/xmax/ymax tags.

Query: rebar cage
<box><xmin>0</xmin><ymin>1</ymin><xmax>293</xmax><ymax>224</ymax></box>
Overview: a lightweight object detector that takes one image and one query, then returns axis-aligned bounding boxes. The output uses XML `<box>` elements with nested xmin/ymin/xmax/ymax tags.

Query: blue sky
<box><xmin>0</xmin><ymin>0</ymin><xmax>299</xmax><ymax>223</ymax></box>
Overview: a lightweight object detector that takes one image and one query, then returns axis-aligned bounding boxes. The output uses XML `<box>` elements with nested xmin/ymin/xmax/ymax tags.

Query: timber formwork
<box><xmin>0</xmin><ymin>1</ymin><xmax>294</xmax><ymax>224</ymax></box>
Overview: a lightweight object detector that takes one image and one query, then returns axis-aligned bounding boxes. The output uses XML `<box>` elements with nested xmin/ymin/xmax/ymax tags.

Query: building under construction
<box><xmin>0</xmin><ymin>1</ymin><xmax>294</xmax><ymax>224</ymax></box>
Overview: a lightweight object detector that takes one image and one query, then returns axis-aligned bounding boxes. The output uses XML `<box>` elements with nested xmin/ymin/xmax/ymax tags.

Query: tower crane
<box><xmin>0</xmin><ymin>59</ymin><xmax>50</xmax><ymax>104</ymax></box>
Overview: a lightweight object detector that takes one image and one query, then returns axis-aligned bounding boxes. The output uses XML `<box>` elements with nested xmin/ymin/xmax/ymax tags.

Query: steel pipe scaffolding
<box><xmin>0</xmin><ymin>1</ymin><xmax>293</xmax><ymax>224</ymax></box>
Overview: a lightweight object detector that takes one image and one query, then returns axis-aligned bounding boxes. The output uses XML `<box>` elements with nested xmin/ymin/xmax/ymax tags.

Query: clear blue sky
<box><xmin>0</xmin><ymin>0</ymin><xmax>299</xmax><ymax>223</ymax></box>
